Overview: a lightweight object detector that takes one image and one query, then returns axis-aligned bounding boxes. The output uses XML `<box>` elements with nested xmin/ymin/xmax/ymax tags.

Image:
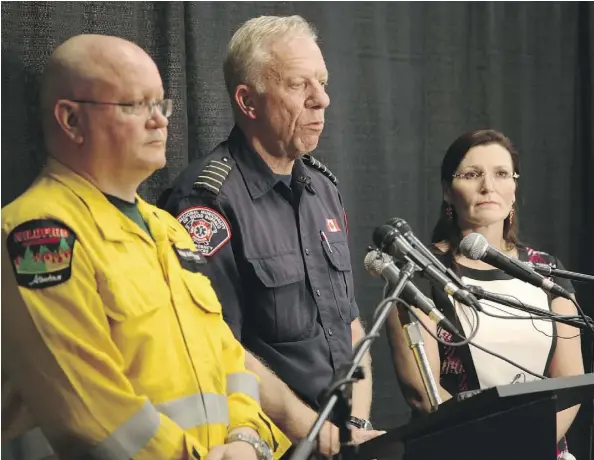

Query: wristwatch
<box><xmin>224</xmin><ymin>432</ymin><xmax>273</xmax><ymax>460</ymax></box>
<box><xmin>348</xmin><ymin>416</ymin><xmax>373</xmax><ymax>430</ymax></box>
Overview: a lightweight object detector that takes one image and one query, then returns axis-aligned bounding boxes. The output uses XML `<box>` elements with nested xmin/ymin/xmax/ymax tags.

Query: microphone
<box><xmin>373</xmin><ymin>225</ymin><xmax>483</xmax><ymax>311</ymax></box>
<box><xmin>386</xmin><ymin>217</ymin><xmax>466</xmax><ymax>288</ymax></box>
<box><xmin>459</xmin><ymin>233</ymin><xmax>573</xmax><ymax>300</ymax></box>
<box><xmin>364</xmin><ymin>250</ymin><xmax>461</xmax><ymax>337</ymax></box>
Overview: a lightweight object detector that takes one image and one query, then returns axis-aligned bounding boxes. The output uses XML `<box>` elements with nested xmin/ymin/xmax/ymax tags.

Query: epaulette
<box><xmin>302</xmin><ymin>154</ymin><xmax>338</xmax><ymax>186</ymax></box>
<box><xmin>193</xmin><ymin>156</ymin><xmax>234</xmax><ymax>196</ymax></box>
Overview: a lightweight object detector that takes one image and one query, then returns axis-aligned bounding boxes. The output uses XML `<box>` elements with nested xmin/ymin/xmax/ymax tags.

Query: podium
<box><xmin>347</xmin><ymin>374</ymin><xmax>594</xmax><ymax>460</ymax></box>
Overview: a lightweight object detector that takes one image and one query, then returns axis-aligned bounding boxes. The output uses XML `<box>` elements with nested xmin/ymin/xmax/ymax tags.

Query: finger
<box><xmin>351</xmin><ymin>430</ymin><xmax>383</xmax><ymax>444</ymax></box>
<box><xmin>205</xmin><ymin>445</ymin><xmax>225</xmax><ymax>460</ymax></box>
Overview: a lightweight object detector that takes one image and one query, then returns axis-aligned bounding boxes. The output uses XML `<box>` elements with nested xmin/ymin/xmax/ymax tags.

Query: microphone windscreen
<box><xmin>364</xmin><ymin>250</ymin><xmax>393</xmax><ymax>276</ymax></box>
<box><xmin>386</xmin><ymin>217</ymin><xmax>412</xmax><ymax>235</ymax></box>
<box><xmin>372</xmin><ymin>224</ymin><xmax>397</xmax><ymax>250</ymax></box>
<box><xmin>459</xmin><ymin>233</ymin><xmax>489</xmax><ymax>260</ymax></box>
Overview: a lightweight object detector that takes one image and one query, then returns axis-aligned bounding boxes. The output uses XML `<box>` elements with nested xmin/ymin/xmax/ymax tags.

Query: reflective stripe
<box><xmin>91</xmin><ymin>400</ymin><xmax>160</xmax><ymax>460</ymax></box>
<box><xmin>227</xmin><ymin>372</ymin><xmax>260</xmax><ymax>403</ymax></box>
<box><xmin>3</xmin><ymin>393</ymin><xmax>228</xmax><ymax>459</ymax></box>
<box><xmin>155</xmin><ymin>392</ymin><xmax>229</xmax><ymax>429</ymax></box>
<box><xmin>2</xmin><ymin>427</ymin><xmax>54</xmax><ymax>460</ymax></box>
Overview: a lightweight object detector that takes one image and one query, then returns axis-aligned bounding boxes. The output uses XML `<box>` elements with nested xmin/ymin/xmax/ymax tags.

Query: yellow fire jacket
<box><xmin>1</xmin><ymin>157</ymin><xmax>290</xmax><ymax>459</ymax></box>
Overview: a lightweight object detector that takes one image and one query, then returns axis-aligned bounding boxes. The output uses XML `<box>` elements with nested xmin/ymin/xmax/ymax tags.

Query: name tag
<box><xmin>173</xmin><ymin>245</ymin><xmax>206</xmax><ymax>272</ymax></box>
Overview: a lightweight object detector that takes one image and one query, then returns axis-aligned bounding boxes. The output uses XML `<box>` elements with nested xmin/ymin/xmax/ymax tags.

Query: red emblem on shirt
<box><xmin>326</xmin><ymin>218</ymin><xmax>341</xmax><ymax>233</ymax></box>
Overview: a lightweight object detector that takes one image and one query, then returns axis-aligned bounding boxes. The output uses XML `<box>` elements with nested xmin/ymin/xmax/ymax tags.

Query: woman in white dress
<box><xmin>387</xmin><ymin>129</ymin><xmax>585</xmax><ymax>459</ymax></box>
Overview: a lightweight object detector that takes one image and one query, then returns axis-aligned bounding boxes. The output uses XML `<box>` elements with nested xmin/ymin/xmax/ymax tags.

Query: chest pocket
<box><xmin>166</xmin><ymin>222</ymin><xmax>222</xmax><ymax>316</ymax></box>
<box><xmin>321</xmin><ymin>235</ymin><xmax>355</xmax><ymax>324</ymax></box>
<box><xmin>246</xmin><ymin>251</ymin><xmax>311</xmax><ymax>343</ymax></box>
<box><xmin>179</xmin><ymin>267</ymin><xmax>222</xmax><ymax>315</ymax></box>
<box><xmin>99</xmin><ymin>268</ymin><xmax>171</xmax><ymax>322</ymax></box>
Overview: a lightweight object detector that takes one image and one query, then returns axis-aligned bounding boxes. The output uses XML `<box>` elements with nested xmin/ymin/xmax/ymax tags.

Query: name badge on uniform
<box><xmin>173</xmin><ymin>245</ymin><xmax>206</xmax><ymax>272</ymax></box>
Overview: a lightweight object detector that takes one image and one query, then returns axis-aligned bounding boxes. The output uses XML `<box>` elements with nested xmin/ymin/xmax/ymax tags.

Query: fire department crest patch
<box><xmin>5</xmin><ymin>219</ymin><xmax>76</xmax><ymax>289</ymax></box>
<box><xmin>177</xmin><ymin>206</ymin><xmax>231</xmax><ymax>256</ymax></box>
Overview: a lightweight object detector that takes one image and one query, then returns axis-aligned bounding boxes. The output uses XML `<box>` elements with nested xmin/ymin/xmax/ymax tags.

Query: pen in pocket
<box><xmin>320</xmin><ymin>230</ymin><xmax>332</xmax><ymax>253</ymax></box>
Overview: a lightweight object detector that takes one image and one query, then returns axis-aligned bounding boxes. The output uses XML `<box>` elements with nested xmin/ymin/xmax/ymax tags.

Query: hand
<box><xmin>315</xmin><ymin>422</ymin><xmax>340</xmax><ymax>457</ymax></box>
<box><xmin>315</xmin><ymin>424</ymin><xmax>386</xmax><ymax>458</ymax></box>
<box><xmin>350</xmin><ymin>427</ymin><xmax>386</xmax><ymax>460</ymax></box>
<box><xmin>205</xmin><ymin>441</ymin><xmax>258</xmax><ymax>460</ymax></box>
<box><xmin>349</xmin><ymin>427</ymin><xmax>385</xmax><ymax>445</ymax></box>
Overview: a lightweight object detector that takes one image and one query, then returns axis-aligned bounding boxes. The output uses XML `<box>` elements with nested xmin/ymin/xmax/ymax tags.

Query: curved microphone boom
<box><xmin>525</xmin><ymin>262</ymin><xmax>594</xmax><ymax>283</ymax></box>
<box><xmin>364</xmin><ymin>249</ymin><xmax>444</xmax><ymax>411</ymax></box>
<box><xmin>364</xmin><ymin>250</ymin><xmax>461</xmax><ymax>336</ymax></box>
<box><xmin>373</xmin><ymin>225</ymin><xmax>483</xmax><ymax>311</ymax></box>
<box><xmin>459</xmin><ymin>233</ymin><xmax>573</xmax><ymax>300</ymax></box>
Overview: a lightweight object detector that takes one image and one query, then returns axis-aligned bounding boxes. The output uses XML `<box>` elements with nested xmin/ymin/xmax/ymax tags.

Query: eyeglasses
<box><xmin>71</xmin><ymin>99</ymin><xmax>173</xmax><ymax>118</ymax></box>
<box><xmin>452</xmin><ymin>170</ymin><xmax>520</xmax><ymax>181</ymax></box>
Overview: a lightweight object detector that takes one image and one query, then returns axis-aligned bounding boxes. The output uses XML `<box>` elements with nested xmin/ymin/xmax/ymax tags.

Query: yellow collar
<box><xmin>44</xmin><ymin>157</ymin><xmax>158</xmax><ymax>243</ymax></box>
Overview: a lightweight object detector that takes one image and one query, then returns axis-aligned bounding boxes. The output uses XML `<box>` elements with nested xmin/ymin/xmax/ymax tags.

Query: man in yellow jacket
<box><xmin>1</xmin><ymin>34</ymin><xmax>290</xmax><ymax>460</ymax></box>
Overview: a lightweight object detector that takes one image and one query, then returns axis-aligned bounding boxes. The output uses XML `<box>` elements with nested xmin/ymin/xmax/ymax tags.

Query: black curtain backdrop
<box><xmin>2</xmin><ymin>2</ymin><xmax>593</xmax><ymax>457</ymax></box>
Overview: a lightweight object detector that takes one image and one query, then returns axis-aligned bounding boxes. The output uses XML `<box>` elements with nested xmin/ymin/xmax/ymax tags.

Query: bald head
<box><xmin>38</xmin><ymin>33</ymin><xmax>168</xmax><ymax>194</ymax></box>
<box><xmin>39</xmin><ymin>33</ymin><xmax>166</xmax><ymax>169</ymax></box>
<box><xmin>40</xmin><ymin>34</ymin><xmax>159</xmax><ymax>128</ymax></box>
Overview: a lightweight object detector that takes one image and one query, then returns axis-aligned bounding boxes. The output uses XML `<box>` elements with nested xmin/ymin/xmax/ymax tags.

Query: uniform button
<box><xmin>328</xmin><ymin>329</ymin><xmax>333</xmax><ymax>336</ymax></box>
<box><xmin>315</xmin><ymin>289</ymin><xmax>321</xmax><ymax>296</ymax></box>
<box><xmin>305</xmin><ymin>249</ymin><xmax>310</xmax><ymax>255</ymax></box>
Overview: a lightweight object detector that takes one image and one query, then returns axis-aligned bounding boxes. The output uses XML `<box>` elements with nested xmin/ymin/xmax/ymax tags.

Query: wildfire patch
<box><xmin>6</xmin><ymin>219</ymin><xmax>76</xmax><ymax>289</ymax></box>
<box><xmin>177</xmin><ymin>206</ymin><xmax>231</xmax><ymax>256</ymax></box>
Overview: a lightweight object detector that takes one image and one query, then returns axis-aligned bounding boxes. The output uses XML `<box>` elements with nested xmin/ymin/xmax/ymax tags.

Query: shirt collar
<box><xmin>44</xmin><ymin>157</ymin><xmax>150</xmax><ymax>242</ymax></box>
<box><xmin>229</xmin><ymin>126</ymin><xmax>302</xmax><ymax>200</ymax></box>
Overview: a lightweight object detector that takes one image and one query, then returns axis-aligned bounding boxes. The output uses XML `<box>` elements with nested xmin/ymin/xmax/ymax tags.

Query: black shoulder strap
<box><xmin>302</xmin><ymin>154</ymin><xmax>338</xmax><ymax>186</ymax></box>
<box><xmin>193</xmin><ymin>156</ymin><xmax>234</xmax><ymax>196</ymax></box>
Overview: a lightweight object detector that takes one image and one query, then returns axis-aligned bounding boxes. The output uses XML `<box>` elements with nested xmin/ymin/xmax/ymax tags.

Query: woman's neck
<box><xmin>455</xmin><ymin>221</ymin><xmax>516</xmax><ymax>268</ymax></box>
<box><xmin>460</xmin><ymin>222</ymin><xmax>508</xmax><ymax>252</ymax></box>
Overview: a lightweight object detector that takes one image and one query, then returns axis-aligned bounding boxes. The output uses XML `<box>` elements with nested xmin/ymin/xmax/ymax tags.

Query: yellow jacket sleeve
<box><xmin>1</xmin><ymin>229</ymin><xmax>206</xmax><ymax>460</ymax></box>
<box><xmin>221</xmin><ymin>321</ymin><xmax>291</xmax><ymax>459</ymax></box>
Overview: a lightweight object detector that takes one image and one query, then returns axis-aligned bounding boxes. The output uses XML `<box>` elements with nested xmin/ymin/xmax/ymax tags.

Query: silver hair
<box><xmin>223</xmin><ymin>15</ymin><xmax>318</xmax><ymax>97</ymax></box>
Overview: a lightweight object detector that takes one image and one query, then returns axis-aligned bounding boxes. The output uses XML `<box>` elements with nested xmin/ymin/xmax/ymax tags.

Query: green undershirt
<box><xmin>104</xmin><ymin>194</ymin><xmax>151</xmax><ymax>237</ymax></box>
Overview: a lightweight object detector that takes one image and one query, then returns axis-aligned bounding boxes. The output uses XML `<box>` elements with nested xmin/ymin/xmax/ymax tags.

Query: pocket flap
<box><xmin>100</xmin><ymin>270</ymin><xmax>170</xmax><ymax>321</ymax></box>
<box><xmin>322</xmin><ymin>239</ymin><xmax>352</xmax><ymax>271</ymax></box>
<box><xmin>248</xmin><ymin>252</ymin><xmax>305</xmax><ymax>288</ymax></box>
<box><xmin>180</xmin><ymin>269</ymin><xmax>222</xmax><ymax>314</ymax></box>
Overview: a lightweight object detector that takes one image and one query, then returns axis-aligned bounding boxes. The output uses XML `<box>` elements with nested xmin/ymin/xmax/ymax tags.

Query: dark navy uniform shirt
<box><xmin>158</xmin><ymin>126</ymin><xmax>359</xmax><ymax>409</ymax></box>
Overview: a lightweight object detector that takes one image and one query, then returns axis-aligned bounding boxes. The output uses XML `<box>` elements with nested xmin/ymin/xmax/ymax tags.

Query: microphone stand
<box><xmin>400</xmin><ymin>309</ymin><xmax>442</xmax><ymax>412</ymax></box>
<box><xmin>468</xmin><ymin>286</ymin><xmax>594</xmax><ymax>330</ymax></box>
<box><xmin>290</xmin><ymin>261</ymin><xmax>418</xmax><ymax>460</ymax></box>
<box><xmin>527</xmin><ymin>262</ymin><xmax>594</xmax><ymax>283</ymax></box>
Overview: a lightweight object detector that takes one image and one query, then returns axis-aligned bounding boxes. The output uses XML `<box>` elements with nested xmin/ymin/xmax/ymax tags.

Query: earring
<box><xmin>509</xmin><ymin>208</ymin><xmax>515</xmax><ymax>225</ymax></box>
<box><xmin>446</xmin><ymin>204</ymin><xmax>453</xmax><ymax>220</ymax></box>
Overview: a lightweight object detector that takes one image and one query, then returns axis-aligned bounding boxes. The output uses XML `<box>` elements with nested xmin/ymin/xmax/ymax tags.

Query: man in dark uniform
<box><xmin>159</xmin><ymin>15</ymin><xmax>381</xmax><ymax>455</ymax></box>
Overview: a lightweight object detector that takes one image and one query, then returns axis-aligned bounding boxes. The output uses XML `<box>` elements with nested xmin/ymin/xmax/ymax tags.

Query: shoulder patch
<box><xmin>193</xmin><ymin>157</ymin><xmax>234</xmax><ymax>195</ymax></box>
<box><xmin>177</xmin><ymin>206</ymin><xmax>231</xmax><ymax>256</ymax></box>
<box><xmin>302</xmin><ymin>154</ymin><xmax>338</xmax><ymax>185</ymax></box>
<box><xmin>5</xmin><ymin>219</ymin><xmax>76</xmax><ymax>289</ymax></box>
